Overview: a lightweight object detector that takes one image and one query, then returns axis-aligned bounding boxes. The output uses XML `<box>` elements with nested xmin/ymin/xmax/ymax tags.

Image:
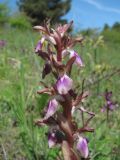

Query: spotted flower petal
<box><xmin>70</xmin><ymin>50</ymin><xmax>84</xmax><ymax>67</ymax></box>
<box><xmin>45</xmin><ymin>99</ymin><xmax>58</xmax><ymax>119</ymax></box>
<box><xmin>56</xmin><ymin>74</ymin><xmax>73</xmax><ymax>95</ymax></box>
<box><xmin>77</xmin><ymin>136</ymin><xmax>89</xmax><ymax>158</ymax></box>
<box><xmin>48</xmin><ymin>132</ymin><xmax>57</xmax><ymax>148</ymax></box>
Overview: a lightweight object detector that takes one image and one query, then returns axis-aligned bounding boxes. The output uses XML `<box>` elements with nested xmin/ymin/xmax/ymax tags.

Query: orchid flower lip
<box><xmin>56</xmin><ymin>74</ymin><xmax>73</xmax><ymax>95</ymax></box>
<box><xmin>35</xmin><ymin>35</ymin><xmax>56</xmax><ymax>53</ymax></box>
<box><xmin>62</xmin><ymin>49</ymin><xmax>84</xmax><ymax>67</ymax></box>
<box><xmin>69</xmin><ymin>50</ymin><xmax>84</xmax><ymax>67</ymax></box>
<box><xmin>35</xmin><ymin>37</ymin><xmax>45</xmax><ymax>52</ymax></box>
<box><xmin>44</xmin><ymin>99</ymin><xmax>59</xmax><ymax>119</ymax></box>
<box><xmin>76</xmin><ymin>136</ymin><xmax>89</xmax><ymax>158</ymax></box>
<box><xmin>48</xmin><ymin>132</ymin><xmax>56</xmax><ymax>148</ymax></box>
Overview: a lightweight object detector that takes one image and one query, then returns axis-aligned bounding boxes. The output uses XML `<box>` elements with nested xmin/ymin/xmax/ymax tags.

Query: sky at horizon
<box><xmin>0</xmin><ymin>0</ymin><xmax>120</xmax><ymax>30</ymax></box>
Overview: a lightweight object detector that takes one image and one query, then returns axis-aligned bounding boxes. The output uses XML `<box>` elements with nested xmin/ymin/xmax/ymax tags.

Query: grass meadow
<box><xmin>0</xmin><ymin>28</ymin><xmax>120</xmax><ymax>160</ymax></box>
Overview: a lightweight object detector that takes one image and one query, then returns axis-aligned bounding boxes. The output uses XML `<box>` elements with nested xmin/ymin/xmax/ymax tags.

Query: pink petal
<box><xmin>48</xmin><ymin>132</ymin><xmax>56</xmax><ymax>148</ymax></box>
<box><xmin>77</xmin><ymin>136</ymin><xmax>89</xmax><ymax>158</ymax></box>
<box><xmin>56</xmin><ymin>74</ymin><xmax>73</xmax><ymax>95</ymax></box>
<box><xmin>45</xmin><ymin>99</ymin><xmax>58</xmax><ymax>119</ymax></box>
<box><xmin>35</xmin><ymin>37</ymin><xmax>45</xmax><ymax>52</ymax></box>
<box><xmin>70</xmin><ymin>50</ymin><xmax>84</xmax><ymax>67</ymax></box>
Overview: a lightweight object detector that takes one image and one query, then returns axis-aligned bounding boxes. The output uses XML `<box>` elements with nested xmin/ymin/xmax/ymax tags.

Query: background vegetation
<box><xmin>17</xmin><ymin>0</ymin><xmax>71</xmax><ymax>25</ymax></box>
<box><xmin>0</xmin><ymin>1</ymin><xmax>120</xmax><ymax>160</ymax></box>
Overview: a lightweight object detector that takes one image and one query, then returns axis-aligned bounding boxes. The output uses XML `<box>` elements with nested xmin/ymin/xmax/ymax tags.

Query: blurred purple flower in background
<box><xmin>0</xmin><ymin>40</ymin><xmax>6</xmax><ymax>48</ymax></box>
<box><xmin>101</xmin><ymin>90</ymin><xmax>116</xmax><ymax>112</ymax></box>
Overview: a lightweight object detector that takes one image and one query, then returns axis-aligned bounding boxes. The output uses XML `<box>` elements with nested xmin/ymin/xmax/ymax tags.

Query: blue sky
<box><xmin>64</xmin><ymin>0</ymin><xmax>120</xmax><ymax>30</ymax></box>
<box><xmin>0</xmin><ymin>0</ymin><xmax>120</xmax><ymax>30</ymax></box>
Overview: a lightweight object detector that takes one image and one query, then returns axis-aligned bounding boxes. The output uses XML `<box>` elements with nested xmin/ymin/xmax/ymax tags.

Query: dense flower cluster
<box><xmin>34</xmin><ymin>21</ymin><xmax>95</xmax><ymax>159</ymax></box>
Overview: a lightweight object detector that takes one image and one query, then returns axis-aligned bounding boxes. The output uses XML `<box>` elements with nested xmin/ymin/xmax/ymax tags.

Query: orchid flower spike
<box><xmin>34</xmin><ymin>21</ymin><xmax>95</xmax><ymax>160</ymax></box>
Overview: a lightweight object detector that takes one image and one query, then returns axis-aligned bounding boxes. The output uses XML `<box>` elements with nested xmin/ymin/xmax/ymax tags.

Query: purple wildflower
<box><xmin>76</xmin><ymin>136</ymin><xmax>89</xmax><ymax>158</ymax></box>
<box><xmin>69</xmin><ymin>50</ymin><xmax>84</xmax><ymax>67</ymax></box>
<box><xmin>62</xmin><ymin>49</ymin><xmax>84</xmax><ymax>67</ymax></box>
<box><xmin>101</xmin><ymin>90</ymin><xmax>116</xmax><ymax>112</ymax></box>
<box><xmin>35</xmin><ymin>37</ymin><xmax>45</xmax><ymax>52</ymax></box>
<box><xmin>56</xmin><ymin>74</ymin><xmax>73</xmax><ymax>95</ymax></box>
<box><xmin>45</xmin><ymin>99</ymin><xmax>58</xmax><ymax>119</ymax></box>
<box><xmin>0</xmin><ymin>40</ymin><xmax>6</xmax><ymax>48</ymax></box>
<box><xmin>105</xmin><ymin>91</ymin><xmax>112</xmax><ymax>101</ymax></box>
<box><xmin>48</xmin><ymin>132</ymin><xmax>57</xmax><ymax>148</ymax></box>
<box><xmin>34</xmin><ymin>21</ymin><xmax>95</xmax><ymax>160</ymax></box>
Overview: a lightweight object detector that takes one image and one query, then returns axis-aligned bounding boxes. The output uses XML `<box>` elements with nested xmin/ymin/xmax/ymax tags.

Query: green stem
<box><xmin>106</xmin><ymin>108</ymin><xmax>109</xmax><ymax>124</ymax></box>
<box><xmin>81</xmin><ymin>111</ymin><xmax>84</xmax><ymax>127</ymax></box>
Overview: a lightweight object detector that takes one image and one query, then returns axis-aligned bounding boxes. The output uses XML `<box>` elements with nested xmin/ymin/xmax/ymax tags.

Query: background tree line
<box><xmin>1</xmin><ymin>0</ymin><xmax>120</xmax><ymax>43</ymax></box>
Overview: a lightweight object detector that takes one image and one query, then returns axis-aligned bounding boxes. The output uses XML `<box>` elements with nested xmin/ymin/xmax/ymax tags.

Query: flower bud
<box><xmin>76</xmin><ymin>136</ymin><xmax>89</xmax><ymax>158</ymax></box>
